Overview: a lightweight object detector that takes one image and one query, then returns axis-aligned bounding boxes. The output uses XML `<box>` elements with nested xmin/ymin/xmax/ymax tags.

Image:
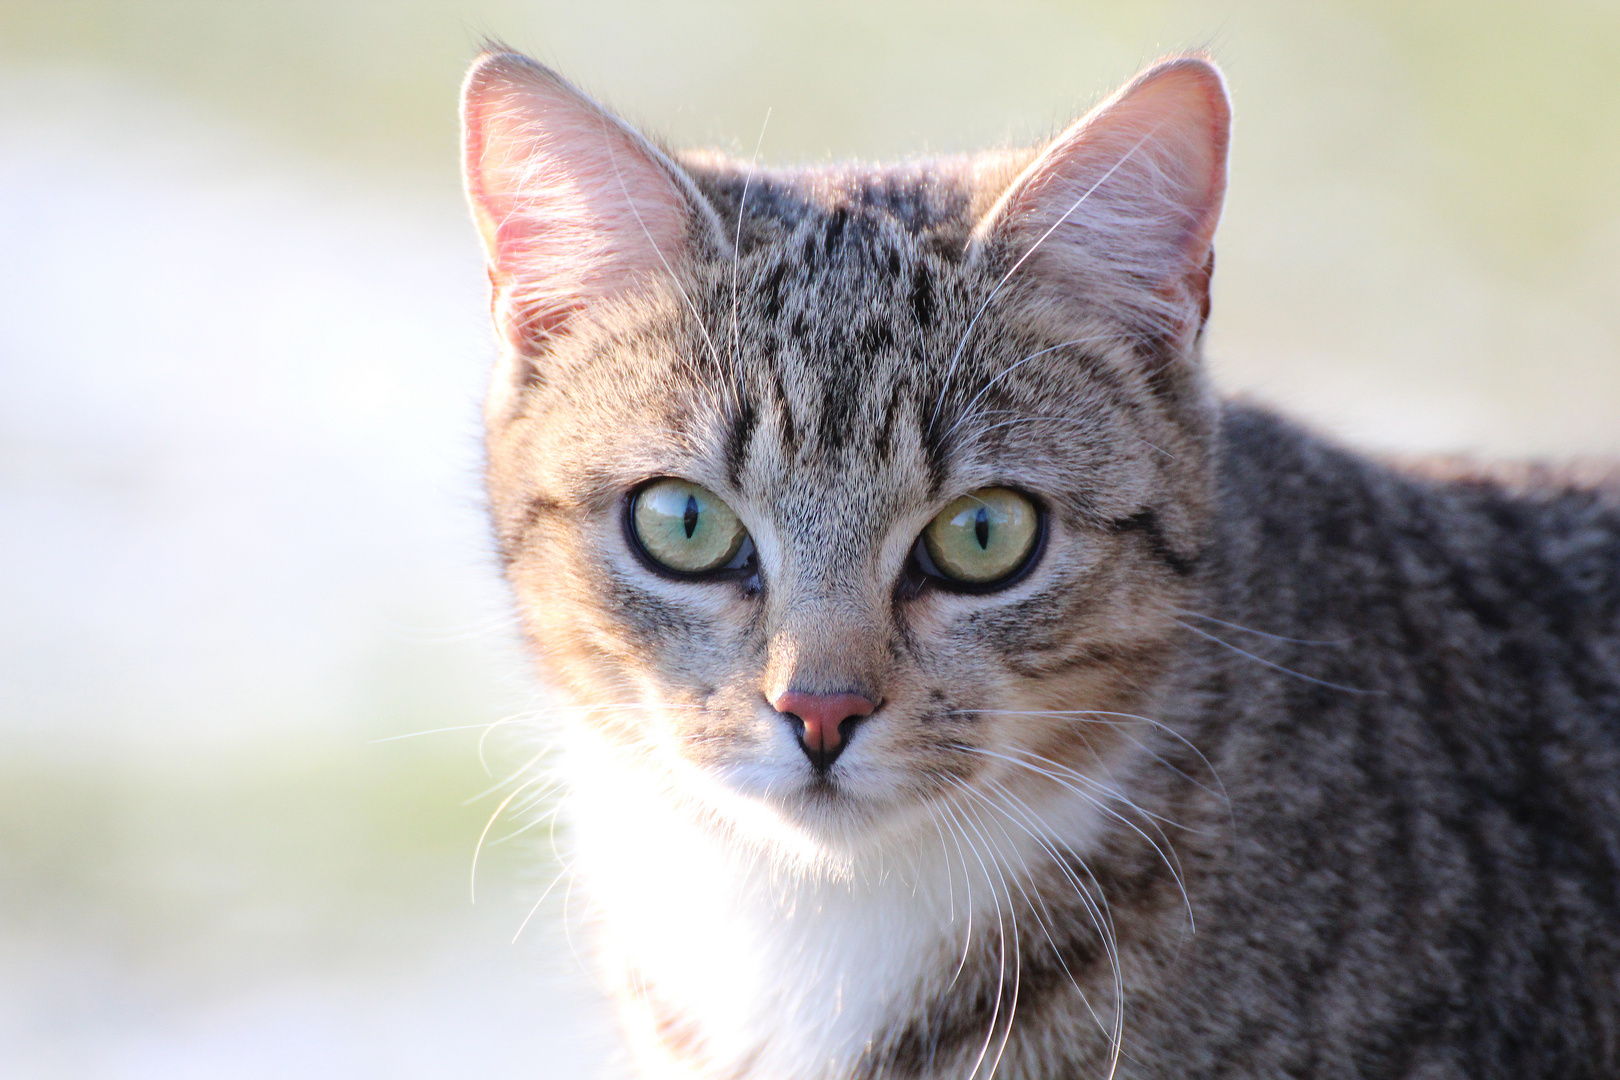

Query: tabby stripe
<box><xmin>1110</xmin><ymin>508</ymin><xmax>1196</xmax><ymax>576</ymax></box>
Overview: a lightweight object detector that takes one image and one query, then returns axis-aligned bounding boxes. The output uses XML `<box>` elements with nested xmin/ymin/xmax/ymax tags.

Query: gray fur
<box><xmin>465</xmin><ymin>50</ymin><xmax>1620</xmax><ymax>1080</ymax></box>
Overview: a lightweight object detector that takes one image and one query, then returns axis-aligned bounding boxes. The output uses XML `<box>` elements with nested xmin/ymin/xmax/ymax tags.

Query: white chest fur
<box><xmin>561</xmin><ymin>733</ymin><xmax>1111</xmax><ymax>1080</ymax></box>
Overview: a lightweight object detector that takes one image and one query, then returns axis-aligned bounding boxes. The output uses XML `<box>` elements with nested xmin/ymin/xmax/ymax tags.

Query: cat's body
<box><xmin>459</xmin><ymin>50</ymin><xmax>1620</xmax><ymax>1078</ymax></box>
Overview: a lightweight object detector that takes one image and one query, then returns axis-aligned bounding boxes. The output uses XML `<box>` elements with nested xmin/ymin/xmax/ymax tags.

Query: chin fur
<box><xmin>557</xmin><ymin>720</ymin><xmax>1125</xmax><ymax>1080</ymax></box>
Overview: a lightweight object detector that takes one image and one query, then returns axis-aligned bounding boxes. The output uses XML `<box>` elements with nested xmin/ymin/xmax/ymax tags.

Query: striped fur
<box><xmin>462</xmin><ymin>50</ymin><xmax>1620</xmax><ymax>1079</ymax></box>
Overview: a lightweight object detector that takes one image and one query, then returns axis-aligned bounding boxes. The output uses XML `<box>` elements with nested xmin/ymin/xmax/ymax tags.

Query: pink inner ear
<box><xmin>979</xmin><ymin>56</ymin><xmax>1230</xmax><ymax>339</ymax></box>
<box><xmin>461</xmin><ymin>53</ymin><xmax>696</xmax><ymax>352</ymax></box>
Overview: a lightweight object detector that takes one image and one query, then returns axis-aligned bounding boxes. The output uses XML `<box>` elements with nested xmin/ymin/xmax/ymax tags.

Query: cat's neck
<box><xmin>560</xmin><ymin>727</ymin><xmax>1131</xmax><ymax>1079</ymax></box>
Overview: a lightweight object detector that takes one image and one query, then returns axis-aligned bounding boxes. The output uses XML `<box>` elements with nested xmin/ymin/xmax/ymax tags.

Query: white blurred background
<box><xmin>2</xmin><ymin>2</ymin><xmax>1616</xmax><ymax>1077</ymax></box>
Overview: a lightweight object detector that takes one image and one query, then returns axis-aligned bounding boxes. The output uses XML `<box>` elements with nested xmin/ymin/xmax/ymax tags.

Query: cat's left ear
<box><xmin>972</xmin><ymin>55</ymin><xmax>1230</xmax><ymax>355</ymax></box>
<box><xmin>461</xmin><ymin>50</ymin><xmax>732</xmax><ymax>418</ymax></box>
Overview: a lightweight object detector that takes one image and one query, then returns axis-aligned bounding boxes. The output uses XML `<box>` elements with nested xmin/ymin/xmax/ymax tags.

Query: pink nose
<box><xmin>769</xmin><ymin>689</ymin><xmax>877</xmax><ymax>768</ymax></box>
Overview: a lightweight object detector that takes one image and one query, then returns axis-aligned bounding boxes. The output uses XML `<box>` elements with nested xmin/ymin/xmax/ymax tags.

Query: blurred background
<box><xmin>2</xmin><ymin>1</ymin><xmax>1616</xmax><ymax>1076</ymax></box>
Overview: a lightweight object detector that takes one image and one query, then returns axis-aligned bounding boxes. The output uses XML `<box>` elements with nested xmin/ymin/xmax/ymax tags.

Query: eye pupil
<box><xmin>683</xmin><ymin>494</ymin><xmax>700</xmax><ymax>538</ymax></box>
<box><xmin>919</xmin><ymin>487</ymin><xmax>1040</xmax><ymax>587</ymax></box>
<box><xmin>631</xmin><ymin>479</ymin><xmax>749</xmax><ymax>576</ymax></box>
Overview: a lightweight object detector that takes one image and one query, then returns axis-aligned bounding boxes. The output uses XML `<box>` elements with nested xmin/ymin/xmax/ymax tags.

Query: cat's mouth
<box><xmin>768</xmin><ymin>747</ymin><xmax>964</xmax><ymax>842</ymax></box>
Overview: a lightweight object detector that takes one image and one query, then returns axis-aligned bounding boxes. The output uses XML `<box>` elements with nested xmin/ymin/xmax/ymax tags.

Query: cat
<box><xmin>459</xmin><ymin>46</ymin><xmax>1620</xmax><ymax>1080</ymax></box>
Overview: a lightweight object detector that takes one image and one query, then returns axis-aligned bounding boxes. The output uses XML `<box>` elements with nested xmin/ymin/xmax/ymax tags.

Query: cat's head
<box><xmin>462</xmin><ymin>51</ymin><xmax>1229</xmax><ymax>860</ymax></box>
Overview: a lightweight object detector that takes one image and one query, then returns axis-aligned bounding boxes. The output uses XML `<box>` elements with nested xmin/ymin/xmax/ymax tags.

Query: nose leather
<box><xmin>769</xmin><ymin>689</ymin><xmax>876</xmax><ymax>770</ymax></box>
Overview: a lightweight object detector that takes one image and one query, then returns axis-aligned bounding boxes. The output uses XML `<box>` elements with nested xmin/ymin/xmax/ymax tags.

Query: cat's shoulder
<box><xmin>1221</xmin><ymin>398</ymin><xmax>1620</xmax><ymax>506</ymax></box>
<box><xmin>1216</xmin><ymin>399</ymin><xmax>1620</xmax><ymax>607</ymax></box>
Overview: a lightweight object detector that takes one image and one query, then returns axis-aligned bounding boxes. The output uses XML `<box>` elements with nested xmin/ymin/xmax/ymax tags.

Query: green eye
<box><xmin>631</xmin><ymin>479</ymin><xmax>749</xmax><ymax>575</ymax></box>
<box><xmin>921</xmin><ymin>487</ymin><xmax>1040</xmax><ymax>585</ymax></box>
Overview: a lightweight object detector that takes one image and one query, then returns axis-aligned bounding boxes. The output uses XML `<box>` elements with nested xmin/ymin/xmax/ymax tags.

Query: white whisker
<box><xmin>977</xmin><ymin>776</ymin><xmax>1124</xmax><ymax>1065</ymax></box>
<box><xmin>961</xmin><ymin>744</ymin><xmax>1194</xmax><ymax>932</ymax></box>
<box><xmin>1172</xmin><ymin>606</ymin><xmax>1351</xmax><ymax>646</ymax></box>
<box><xmin>938</xmin><ymin>789</ymin><xmax>1016</xmax><ymax>1080</ymax></box>
<box><xmin>470</xmin><ymin>772</ymin><xmax>548</xmax><ymax>903</ymax></box>
<box><xmin>949</xmin><ymin>706</ymin><xmax>1229</xmax><ymax>808</ymax></box>
<box><xmin>1175</xmin><ymin>618</ymin><xmax>1376</xmax><ymax>694</ymax></box>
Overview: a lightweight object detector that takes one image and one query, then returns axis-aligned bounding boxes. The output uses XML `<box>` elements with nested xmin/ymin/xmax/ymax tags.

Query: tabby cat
<box><xmin>459</xmin><ymin>47</ymin><xmax>1620</xmax><ymax>1079</ymax></box>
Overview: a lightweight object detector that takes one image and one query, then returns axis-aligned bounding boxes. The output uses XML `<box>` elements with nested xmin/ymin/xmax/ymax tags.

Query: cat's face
<box><xmin>464</xmin><ymin>54</ymin><xmax>1228</xmax><ymax>857</ymax></box>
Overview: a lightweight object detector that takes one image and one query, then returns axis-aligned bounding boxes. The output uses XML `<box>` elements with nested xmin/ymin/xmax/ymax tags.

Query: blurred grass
<box><xmin>0</xmin><ymin>733</ymin><xmax>554</xmax><ymax>995</ymax></box>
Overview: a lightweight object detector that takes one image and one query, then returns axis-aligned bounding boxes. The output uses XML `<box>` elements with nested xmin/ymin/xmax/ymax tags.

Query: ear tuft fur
<box><xmin>460</xmin><ymin>49</ymin><xmax>731</xmax><ymax>404</ymax></box>
<box><xmin>972</xmin><ymin>54</ymin><xmax>1231</xmax><ymax>350</ymax></box>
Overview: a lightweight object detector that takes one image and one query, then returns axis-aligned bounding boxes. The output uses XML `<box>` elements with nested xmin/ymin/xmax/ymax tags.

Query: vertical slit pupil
<box><xmin>683</xmin><ymin>494</ymin><xmax>700</xmax><ymax>539</ymax></box>
<box><xmin>974</xmin><ymin>506</ymin><xmax>990</xmax><ymax>550</ymax></box>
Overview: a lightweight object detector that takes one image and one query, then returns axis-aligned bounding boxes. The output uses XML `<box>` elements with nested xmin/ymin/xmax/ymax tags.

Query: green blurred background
<box><xmin>2</xmin><ymin>2</ymin><xmax>1616</xmax><ymax>1077</ymax></box>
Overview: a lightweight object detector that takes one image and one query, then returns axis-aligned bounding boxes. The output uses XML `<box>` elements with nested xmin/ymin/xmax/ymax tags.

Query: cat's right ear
<box><xmin>970</xmin><ymin>56</ymin><xmax>1230</xmax><ymax>359</ymax></box>
<box><xmin>460</xmin><ymin>51</ymin><xmax>730</xmax><ymax>417</ymax></box>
